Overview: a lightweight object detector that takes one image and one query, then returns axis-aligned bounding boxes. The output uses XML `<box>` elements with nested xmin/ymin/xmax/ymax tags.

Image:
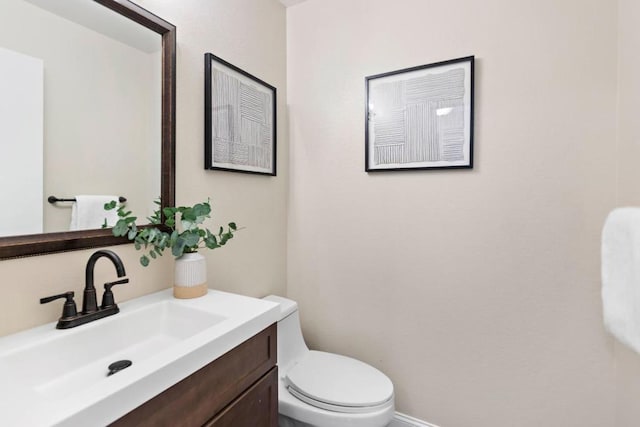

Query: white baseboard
<box><xmin>389</xmin><ymin>412</ymin><xmax>440</xmax><ymax>427</ymax></box>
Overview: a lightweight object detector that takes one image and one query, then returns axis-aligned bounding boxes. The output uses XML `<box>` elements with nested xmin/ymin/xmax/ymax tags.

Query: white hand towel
<box><xmin>602</xmin><ymin>207</ymin><xmax>640</xmax><ymax>353</ymax></box>
<box><xmin>69</xmin><ymin>195</ymin><xmax>119</xmax><ymax>231</ymax></box>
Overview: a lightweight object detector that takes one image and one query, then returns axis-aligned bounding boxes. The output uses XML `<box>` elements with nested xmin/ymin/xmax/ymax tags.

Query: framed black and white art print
<box><xmin>365</xmin><ymin>56</ymin><xmax>474</xmax><ymax>172</ymax></box>
<box><xmin>205</xmin><ymin>53</ymin><xmax>276</xmax><ymax>176</ymax></box>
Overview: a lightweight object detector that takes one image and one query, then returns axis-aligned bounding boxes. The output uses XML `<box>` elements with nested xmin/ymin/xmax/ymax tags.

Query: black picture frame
<box><xmin>365</xmin><ymin>56</ymin><xmax>474</xmax><ymax>172</ymax></box>
<box><xmin>205</xmin><ymin>53</ymin><xmax>277</xmax><ymax>176</ymax></box>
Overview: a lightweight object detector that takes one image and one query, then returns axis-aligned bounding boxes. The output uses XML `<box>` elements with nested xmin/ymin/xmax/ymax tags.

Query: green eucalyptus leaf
<box><xmin>127</xmin><ymin>228</ymin><xmax>137</xmax><ymax>240</ymax></box>
<box><xmin>181</xmin><ymin>208</ymin><xmax>196</xmax><ymax>222</ymax></box>
<box><xmin>158</xmin><ymin>234</ymin><xmax>168</xmax><ymax>248</ymax></box>
<box><xmin>112</xmin><ymin>220</ymin><xmax>129</xmax><ymax>237</ymax></box>
<box><xmin>193</xmin><ymin>203</ymin><xmax>211</xmax><ymax>218</ymax></box>
<box><xmin>140</xmin><ymin>255</ymin><xmax>150</xmax><ymax>267</ymax></box>
<box><xmin>172</xmin><ymin>237</ymin><xmax>187</xmax><ymax>257</ymax></box>
<box><xmin>181</xmin><ymin>220</ymin><xmax>195</xmax><ymax>230</ymax></box>
<box><xmin>205</xmin><ymin>233</ymin><xmax>219</xmax><ymax>249</ymax></box>
<box><xmin>139</xmin><ymin>227</ymin><xmax>149</xmax><ymax>236</ymax></box>
<box><xmin>229</xmin><ymin>222</ymin><xmax>237</xmax><ymax>230</ymax></box>
<box><xmin>104</xmin><ymin>200</ymin><xmax>117</xmax><ymax>210</ymax></box>
<box><xmin>220</xmin><ymin>233</ymin><xmax>229</xmax><ymax>245</ymax></box>
<box><xmin>149</xmin><ymin>213</ymin><xmax>161</xmax><ymax>225</ymax></box>
<box><xmin>163</xmin><ymin>207</ymin><xmax>177</xmax><ymax>217</ymax></box>
<box><xmin>183</xmin><ymin>231</ymin><xmax>200</xmax><ymax>248</ymax></box>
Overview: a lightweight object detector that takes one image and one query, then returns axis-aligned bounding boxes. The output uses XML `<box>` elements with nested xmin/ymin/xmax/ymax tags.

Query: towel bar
<box><xmin>48</xmin><ymin>196</ymin><xmax>127</xmax><ymax>204</ymax></box>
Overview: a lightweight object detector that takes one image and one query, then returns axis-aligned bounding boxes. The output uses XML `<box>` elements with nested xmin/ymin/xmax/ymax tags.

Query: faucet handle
<box><xmin>40</xmin><ymin>291</ymin><xmax>78</xmax><ymax>319</ymax></box>
<box><xmin>101</xmin><ymin>278</ymin><xmax>129</xmax><ymax>309</ymax></box>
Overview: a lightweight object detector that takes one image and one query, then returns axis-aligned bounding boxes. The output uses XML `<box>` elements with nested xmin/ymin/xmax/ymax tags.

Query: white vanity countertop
<box><xmin>0</xmin><ymin>289</ymin><xmax>279</xmax><ymax>426</ymax></box>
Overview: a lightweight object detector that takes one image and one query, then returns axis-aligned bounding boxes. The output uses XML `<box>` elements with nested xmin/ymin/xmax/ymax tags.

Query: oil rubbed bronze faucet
<box><xmin>40</xmin><ymin>250</ymin><xmax>129</xmax><ymax>329</ymax></box>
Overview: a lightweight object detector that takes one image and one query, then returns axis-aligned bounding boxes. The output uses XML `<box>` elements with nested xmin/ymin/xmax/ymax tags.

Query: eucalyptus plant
<box><xmin>104</xmin><ymin>199</ymin><xmax>238</xmax><ymax>266</ymax></box>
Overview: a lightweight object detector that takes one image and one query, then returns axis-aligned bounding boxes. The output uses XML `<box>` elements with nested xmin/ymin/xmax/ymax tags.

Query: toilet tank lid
<box><xmin>263</xmin><ymin>295</ymin><xmax>298</xmax><ymax>320</ymax></box>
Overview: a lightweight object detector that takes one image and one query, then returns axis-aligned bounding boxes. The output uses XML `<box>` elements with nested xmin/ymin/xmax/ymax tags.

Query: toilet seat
<box><xmin>285</xmin><ymin>351</ymin><xmax>394</xmax><ymax>414</ymax></box>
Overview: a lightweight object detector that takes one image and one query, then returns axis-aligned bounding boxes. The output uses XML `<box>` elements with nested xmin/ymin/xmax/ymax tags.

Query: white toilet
<box><xmin>263</xmin><ymin>295</ymin><xmax>395</xmax><ymax>427</ymax></box>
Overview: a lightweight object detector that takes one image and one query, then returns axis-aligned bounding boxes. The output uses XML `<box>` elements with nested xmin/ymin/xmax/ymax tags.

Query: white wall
<box><xmin>0</xmin><ymin>0</ymin><xmax>287</xmax><ymax>337</ymax></box>
<box><xmin>287</xmin><ymin>1</ymin><xmax>619</xmax><ymax>425</ymax></box>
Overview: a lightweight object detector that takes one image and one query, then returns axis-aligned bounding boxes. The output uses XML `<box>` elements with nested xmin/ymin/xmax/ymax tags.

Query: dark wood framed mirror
<box><xmin>0</xmin><ymin>0</ymin><xmax>175</xmax><ymax>259</ymax></box>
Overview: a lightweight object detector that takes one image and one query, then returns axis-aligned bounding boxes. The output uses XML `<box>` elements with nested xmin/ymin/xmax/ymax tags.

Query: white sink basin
<box><xmin>4</xmin><ymin>301</ymin><xmax>225</xmax><ymax>399</ymax></box>
<box><xmin>0</xmin><ymin>289</ymin><xmax>279</xmax><ymax>426</ymax></box>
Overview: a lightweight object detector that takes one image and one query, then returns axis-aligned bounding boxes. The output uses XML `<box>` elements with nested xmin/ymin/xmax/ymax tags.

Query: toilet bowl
<box><xmin>263</xmin><ymin>295</ymin><xmax>395</xmax><ymax>427</ymax></box>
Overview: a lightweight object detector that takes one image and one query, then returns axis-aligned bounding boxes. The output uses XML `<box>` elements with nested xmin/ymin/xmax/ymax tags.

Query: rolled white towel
<box><xmin>69</xmin><ymin>195</ymin><xmax>119</xmax><ymax>231</ymax></box>
<box><xmin>602</xmin><ymin>207</ymin><xmax>640</xmax><ymax>354</ymax></box>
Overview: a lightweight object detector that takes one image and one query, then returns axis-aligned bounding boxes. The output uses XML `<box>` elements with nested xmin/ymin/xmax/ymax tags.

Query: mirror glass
<box><xmin>0</xmin><ymin>0</ymin><xmax>175</xmax><ymax>259</ymax></box>
<box><xmin>0</xmin><ymin>0</ymin><xmax>162</xmax><ymax>238</ymax></box>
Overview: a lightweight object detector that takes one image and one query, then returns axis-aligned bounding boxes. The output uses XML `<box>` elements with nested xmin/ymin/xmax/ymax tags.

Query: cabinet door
<box><xmin>111</xmin><ymin>324</ymin><xmax>277</xmax><ymax>427</ymax></box>
<box><xmin>205</xmin><ymin>367</ymin><xmax>278</xmax><ymax>427</ymax></box>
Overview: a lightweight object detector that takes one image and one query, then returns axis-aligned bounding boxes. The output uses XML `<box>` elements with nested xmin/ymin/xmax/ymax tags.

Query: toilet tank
<box><xmin>263</xmin><ymin>295</ymin><xmax>309</xmax><ymax>373</ymax></box>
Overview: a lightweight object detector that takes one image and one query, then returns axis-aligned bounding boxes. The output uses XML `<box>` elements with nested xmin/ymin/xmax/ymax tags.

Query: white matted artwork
<box><xmin>365</xmin><ymin>56</ymin><xmax>474</xmax><ymax>172</ymax></box>
<box><xmin>205</xmin><ymin>53</ymin><xmax>276</xmax><ymax>176</ymax></box>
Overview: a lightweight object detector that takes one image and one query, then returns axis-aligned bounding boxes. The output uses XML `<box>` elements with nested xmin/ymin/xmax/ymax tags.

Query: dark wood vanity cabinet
<box><xmin>111</xmin><ymin>324</ymin><xmax>278</xmax><ymax>427</ymax></box>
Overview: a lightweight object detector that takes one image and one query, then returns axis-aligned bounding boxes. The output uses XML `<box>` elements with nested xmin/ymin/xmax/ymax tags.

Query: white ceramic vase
<box><xmin>173</xmin><ymin>252</ymin><xmax>208</xmax><ymax>299</ymax></box>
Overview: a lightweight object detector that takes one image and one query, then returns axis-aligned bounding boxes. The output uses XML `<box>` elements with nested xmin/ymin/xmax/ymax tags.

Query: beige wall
<box><xmin>0</xmin><ymin>0</ymin><xmax>287</xmax><ymax>337</ymax></box>
<box><xmin>287</xmin><ymin>1</ymin><xmax>619</xmax><ymax>425</ymax></box>
<box><xmin>4</xmin><ymin>1</ymin><xmax>639</xmax><ymax>425</ymax></box>
<box><xmin>614</xmin><ymin>0</ymin><xmax>640</xmax><ymax>426</ymax></box>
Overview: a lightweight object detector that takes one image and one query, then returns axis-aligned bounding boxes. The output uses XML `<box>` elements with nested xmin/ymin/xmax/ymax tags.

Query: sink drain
<box><xmin>107</xmin><ymin>360</ymin><xmax>132</xmax><ymax>377</ymax></box>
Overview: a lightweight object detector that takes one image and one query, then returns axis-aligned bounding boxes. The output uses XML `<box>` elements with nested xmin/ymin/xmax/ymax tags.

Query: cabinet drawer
<box><xmin>111</xmin><ymin>323</ymin><xmax>277</xmax><ymax>427</ymax></box>
<box><xmin>205</xmin><ymin>367</ymin><xmax>278</xmax><ymax>427</ymax></box>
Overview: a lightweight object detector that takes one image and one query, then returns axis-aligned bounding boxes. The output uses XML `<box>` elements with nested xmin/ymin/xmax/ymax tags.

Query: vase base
<box><xmin>173</xmin><ymin>283</ymin><xmax>208</xmax><ymax>299</ymax></box>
